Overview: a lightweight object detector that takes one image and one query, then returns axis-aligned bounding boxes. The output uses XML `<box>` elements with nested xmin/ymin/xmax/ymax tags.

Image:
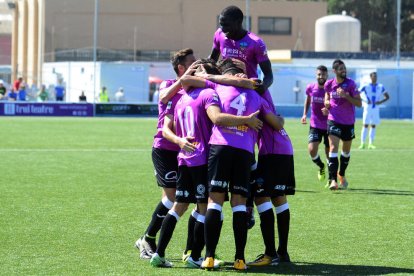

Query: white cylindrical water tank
<box><xmin>315</xmin><ymin>11</ymin><xmax>361</xmax><ymax>52</ymax></box>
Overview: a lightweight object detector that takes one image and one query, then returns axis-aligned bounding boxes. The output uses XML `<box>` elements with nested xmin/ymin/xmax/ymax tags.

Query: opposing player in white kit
<box><xmin>359</xmin><ymin>72</ymin><xmax>390</xmax><ymax>149</ymax></box>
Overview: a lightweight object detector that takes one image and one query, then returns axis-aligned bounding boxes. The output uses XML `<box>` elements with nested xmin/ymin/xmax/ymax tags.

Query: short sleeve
<box><xmin>255</xmin><ymin>39</ymin><xmax>269</xmax><ymax>64</ymax></box>
<box><xmin>305</xmin><ymin>84</ymin><xmax>312</xmax><ymax>96</ymax></box>
<box><xmin>205</xmin><ymin>80</ymin><xmax>217</xmax><ymax>90</ymax></box>
<box><xmin>203</xmin><ymin>89</ymin><xmax>221</xmax><ymax>109</ymax></box>
<box><xmin>212</xmin><ymin>29</ymin><xmax>221</xmax><ymax>51</ymax></box>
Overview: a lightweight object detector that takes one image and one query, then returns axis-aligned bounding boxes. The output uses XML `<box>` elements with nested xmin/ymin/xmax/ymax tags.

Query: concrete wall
<box><xmin>42</xmin><ymin>0</ymin><xmax>326</xmax><ymax>57</ymax></box>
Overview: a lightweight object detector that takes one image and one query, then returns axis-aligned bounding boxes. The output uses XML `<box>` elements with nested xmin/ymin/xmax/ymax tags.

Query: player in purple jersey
<box><xmin>135</xmin><ymin>48</ymin><xmax>197</xmax><ymax>259</ymax></box>
<box><xmin>195</xmin><ymin>59</ymin><xmax>283</xmax><ymax>271</ymax></box>
<box><xmin>324</xmin><ymin>59</ymin><xmax>362</xmax><ymax>190</ymax></box>
<box><xmin>210</xmin><ymin>5</ymin><xmax>273</xmax><ymax>94</ymax></box>
<box><xmin>301</xmin><ymin>65</ymin><xmax>330</xmax><ymax>182</ymax></box>
<box><xmin>248</xmin><ymin>88</ymin><xmax>296</xmax><ymax>266</ymax></box>
<box><xmin>150</xmin><ymin>59</ymin><xmax>263</xmax><ymax>268</ymax></box>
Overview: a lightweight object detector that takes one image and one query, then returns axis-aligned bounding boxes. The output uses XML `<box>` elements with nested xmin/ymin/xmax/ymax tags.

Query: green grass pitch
<box><xmin>1</xmin><ymin>117</ymin><xmax>413</xmax><ymax>275</ymax></box>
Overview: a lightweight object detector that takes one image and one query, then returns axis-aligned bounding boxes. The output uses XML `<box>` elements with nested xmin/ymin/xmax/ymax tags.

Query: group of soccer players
<box><xmin>135</xmin><ymin>4</ymin><xmax>363</xmax><ymax>271</ymax></box>
<box><xmin>302</xmin><ymin>61</ymin><xmax>362</xmax><ymax>190</ymax></box>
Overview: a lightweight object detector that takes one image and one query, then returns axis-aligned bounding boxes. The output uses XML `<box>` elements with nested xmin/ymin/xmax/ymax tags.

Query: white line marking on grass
<box><xmin>1</xmin><ymin>148</ymin><xmax>414</xmax><ymax>153</ymax></box>
<box><xmin>0</xmin><ymin>148</ymin><xmax>151</xmax><ymax>152</ymax></box>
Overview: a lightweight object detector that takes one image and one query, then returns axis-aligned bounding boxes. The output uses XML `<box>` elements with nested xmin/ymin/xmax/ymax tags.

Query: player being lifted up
<box><xmin>150</xmin><ymin>59</ymin><xmax>263</xmax><ymax>268</ymax></box>
<box><xmin>301</xmin><ymin>65</ymin><xmax>330</xmax><ymax>183</ymax></box>
<box><xmin>210</xmin><ymin>5</ymin><xmax>273</xmax><ymax>94</ymax></box>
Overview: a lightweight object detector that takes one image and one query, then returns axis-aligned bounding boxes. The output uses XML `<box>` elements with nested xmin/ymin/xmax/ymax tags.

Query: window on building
<box><xmin>258</xmin><ymin>17</ymin><xmax>291</xmax><ymax>35</ymax></box>
<box><xmin>216</xmin><ymin>16</ymin><xmax>252</xmax><ymax>31</ymax></box>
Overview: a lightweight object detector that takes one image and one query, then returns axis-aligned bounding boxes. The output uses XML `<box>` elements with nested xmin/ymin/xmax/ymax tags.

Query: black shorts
<box><xmin>309</xmin><ymin>127</ymin><xmax>329</xmax><ymax>148</ymax></box>
<box><xmin>176</xmin><ymin>165</ymin><xmax>208</xmax><ymax>203</ymax></box>
<box><xmin>327</xmin><ymin>120</ymin><xmax>355</xmax><ymax>141</ymax></box>
<box><xmin>208</xmin><ymin>145</ymin><xmax>253</xmax><ymax>197</ymax></box>
<box><xmin>253</xmin><ymin>154</ymin><xmax>296</xmax><ymax>197</ymax></box>
<box><xmin>152</xmin><ymin>147</ymin><xmax>178</xmax><ymax>189</ymax></box>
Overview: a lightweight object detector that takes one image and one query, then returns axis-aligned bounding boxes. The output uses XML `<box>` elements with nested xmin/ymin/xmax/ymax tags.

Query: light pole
<box><xmin>93</xmin><ymin>0</ymin><xmax>99</xmax><ymax>115</ymax></box>
<box><xmin>396</xmin><ymin>0</ymin><xmax>401</xmax><ymax>68</ymax></box>
<box><xmin>245</xmin><ymin>0</ymin><xmax>250</xmax><ymax>31</ymax></box>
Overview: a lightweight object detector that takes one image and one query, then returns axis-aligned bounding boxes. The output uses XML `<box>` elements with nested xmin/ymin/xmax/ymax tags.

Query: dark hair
<box><xmin>171</xmin><ymin>48</ymin><xmax>194</xmax><ymax>75</ymax></box>
<box><xmin>194</xmin><ymin>58</ymin><xmax>221</xmax><ymax>75</ymax></box>
<box><xmin>332</xmin><ymin>59</ymin><xmax>345</xmax><ymax>70</ymax></box>
<box><xmin>221</xmin><ymin>5</ymin><xmax>244</xmax><ymax>22</ymax></box>
<box><xmin>370</xmin><ymin>72</ymin><xmax>377</xmax><ymax>77</ymax></box>
<box><xmin>317</xmin><ymin>65</ymin><xmax>328</xmax><ymax>72</ymax></box>
<box><xmin>217</xmin><ymin>58</ymin><xmax>244</xmax><ymax>75</ymax></box>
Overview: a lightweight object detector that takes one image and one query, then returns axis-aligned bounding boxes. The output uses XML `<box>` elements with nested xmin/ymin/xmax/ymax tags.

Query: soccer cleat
<box><xmin>135</xmin><ymin>236</ymin><xmax>155</xmax><ymax>259</ymax></box>
<box><xmin>185</xmin><ymin>256</ymin><xmax>203</xmax><ymax>268</ymax></box>
<box><xmin>358</xmin><ymin>143</ymin><xmax>366</xmax><ymax>149</ymax></box>
<box><xmin>214</xmin><ymin>254</ymin><xmax>225</xmax><ymax>267</ymax></box>
<box><xmin>247</xmin><ymin>254</ymin><xmax>276</xmax><ymax>266</ymax></box>
<box><xmin>182</xmin><ymin>250</ymin><xmax>191</xmax><ymax>262</ymax></box>
<box><xmin>368</xmin><ymin>144</ymin><xmax>376</xmax><ymax>149</ymax></box>
<box><xmin>246</xmin><ymin>206</ymin><xmax>255</xmax><ymax>229</ymax></box>
<box><xmin>201</xmin><ymin>257</ymin><xmax>215</xmax><ymax>270</ymax></box>
<box><xmin>150</xmin><ymin>253</ymin><xmax>173</xmax><ymax>268</ymax></box>
<box><xmin>338</xmin><ymin>174</ymin><xmax>348</xmax><ymax>190</ymax></box>
<box><xmin>277</xmin><ymin>252</ymin><xmax>291</xmax><ymax>263</ymax></box>
<box><xmin>318</xmin><ymin>164</ymin><xmax>326</xmax><ymax>181</ymax></box>
<box><xmin>328</xmin><ymin>180</ymin><xmax>338</xmax><ymax>190</ymax></box>
<box><xmin>324</xmin><ymin>180</ymin><xmax>330</xmax><ymax>189</ymax></box>
<box><xmin>233</xmin><ymin>259</ymin><xmax>248</xmax><ymax>270</ymax></box>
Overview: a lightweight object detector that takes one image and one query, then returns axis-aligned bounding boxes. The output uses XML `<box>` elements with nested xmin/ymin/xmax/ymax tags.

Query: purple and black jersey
<box><xmin>258</xmin><ymin>90</ymin><xmax>293</xmax><ymax>156</ymax></box>
<box><xmin>305</xmin><ymin>82</ymin><xmax>327</xmax><ymax>130</ymax></box>
<box><xmin>212</xmin><ymin>29</ymin><xmax>269</xmax><ymax>78</ymax></box>
<box><xmin>207</xmin><ymin>82</ymin><xmax>272</xmax><ymax>154</ymax></box>
<box><xmin>174</xmin><ymin>87</ymin><xmax>220</xmax><ymax>167</ymax></box>
<box><xmin>324</xmin><ymin>77</ymin><xmax>358</xmax><ymax>125</ymax></box>
<box><xmin>152</xmin><ymin>79</ymin><xmax>182</xmax><ymax>152</ymax></box>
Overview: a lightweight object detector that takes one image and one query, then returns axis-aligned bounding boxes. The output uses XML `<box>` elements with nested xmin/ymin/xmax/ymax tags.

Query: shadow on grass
<box><xmin>347</xmin><ymin>188</ymin><xmax>414</xmax><ymax>196</ymax></box>
<box><xmin>172</xmin><ymin>262</ymin><xmax>414</xmax><ymax>275</ymax></box>
<box><xmin>248</xmin><ymin>262</ymin><xmax>414</xmax><ymax>275</ymax></box>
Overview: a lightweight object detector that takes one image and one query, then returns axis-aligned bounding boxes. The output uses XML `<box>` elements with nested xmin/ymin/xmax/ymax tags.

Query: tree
<box><xmin>328</xmin><ymin>0</ymin><xmax>414</xmax><ymax>52</ymax></box>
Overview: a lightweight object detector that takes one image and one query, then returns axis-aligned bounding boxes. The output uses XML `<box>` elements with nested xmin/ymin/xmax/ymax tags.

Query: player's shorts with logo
<box><xmin>308</xmin><ymin>126</ymin><xmax>329</xmax><ymax>148</ymax></box>
<box><xmin>152</xmin><ymin>147</ymin><xmax>178</xmax><ymax>189</ymax></box>
<box><xmin>176</xmin><ymin>164</ymin><xmax>208</xmax><ymax>203</ymax></box>
<box><xmin>253</xmin><ymin>154</ymin><xmax>296</xmax><ymax>197</ymax></box>
<box><xmin>327</xmin><ymin>120</ymin><xmax>355</xmax><ymax>141</ymax></box>
<box><xmin>208</xmin><ymin>145</ymin><xmax>253</xmax><ymax>197</ymax></box>
<box><xmin>362</xmin><ymin>107</ymin><xmax>380</xmax><ymax>125</ymax></box>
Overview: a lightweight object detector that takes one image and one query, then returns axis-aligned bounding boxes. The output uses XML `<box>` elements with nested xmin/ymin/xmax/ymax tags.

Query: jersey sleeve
<box><xmin>255</xmin><ymin>38</ymin><xmax>269</xmax><ymax>64</ymax></box>
<box><xmin>205</xmin><ymin>80</ymin><xmax>217</xmax><ymax>90</ymax></box>
<box><xmin>349</xmin><ymin>80</ymin><xmax>358</xmax><ymax>97</ymax></box>
<box><xmin>305</xmin><ymin>84</ymin><xmax>312</xmax><ymax>96</ymax></box>
<box><xmin>203</xmin><ymin>89</ymin><xmax>221</xmax><ymax>109</ymax></box>
<box><xmin>159</xmin><ymin>80</ymin><xmax>174</xmax><ymax>92</ymax></box>
<box><xmin>259</xmin><ymin>97</ymin><xmax>274</xmax><ymax>116</ymax></box>
<box><xmin>212</xmin><ymin>29</ymin><xmax>221</xmax><ymax>51</ymax></box>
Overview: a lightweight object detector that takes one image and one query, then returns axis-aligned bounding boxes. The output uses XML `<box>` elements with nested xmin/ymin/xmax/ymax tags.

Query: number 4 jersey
<box><xmin>207</xmin><ymin>82</ymin><xmax>273</xmax><ymax>154</ymax></box>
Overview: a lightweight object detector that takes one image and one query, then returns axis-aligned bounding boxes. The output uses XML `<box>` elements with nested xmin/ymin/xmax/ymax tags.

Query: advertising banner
<box><xmin>95</xmin><ymin>103</ymin><xmax>158</xmax><ymax>116</ymax></box>
<box><xmin>0</xmin><ymin>103</ymin><xmax>93</xmax><ymax>117</ymax></box>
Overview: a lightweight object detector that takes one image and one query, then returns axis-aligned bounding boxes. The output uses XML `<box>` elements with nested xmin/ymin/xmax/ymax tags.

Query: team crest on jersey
<box><xmin>166</xmin><ymin>101</ymin><xmax>172</xmax><ymax>110</ymax></box>
<box><xmin>239</xmin><ymin>42</ymin><xmax>248</xmax><ymax>50</ymax></box>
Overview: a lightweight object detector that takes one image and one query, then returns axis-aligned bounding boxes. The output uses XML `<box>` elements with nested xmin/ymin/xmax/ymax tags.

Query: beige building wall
<box><xmin>11</xmin><ymin>0</ymin><xmax>327</xmax><ymax>84</ymax></box>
